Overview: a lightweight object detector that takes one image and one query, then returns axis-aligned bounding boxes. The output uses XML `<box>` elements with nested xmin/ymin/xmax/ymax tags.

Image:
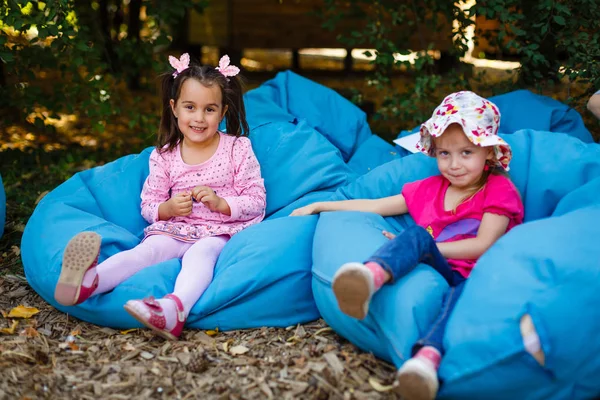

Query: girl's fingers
<box><xmin>382</xmin><ymin>230</ymin><xmax>395</xmax><ymax>239</ymax></box>
<box><xmin>200</xmin><ymin>195</ymin><xmax>216</xmax><ymax>203</ymax></box>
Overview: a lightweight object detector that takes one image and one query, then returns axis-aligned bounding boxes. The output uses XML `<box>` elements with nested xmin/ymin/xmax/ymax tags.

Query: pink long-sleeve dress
<box><xmin>140</xmin><ymin>132</ymin><xmax>266</xmax><ymax>243</ymax></box>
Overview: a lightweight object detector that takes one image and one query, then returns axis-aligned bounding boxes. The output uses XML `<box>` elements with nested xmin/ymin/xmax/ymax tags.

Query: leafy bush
<box><xmin>320</xmin><ymin>0</ymin><xmax>600</xmax><ymax>134</ymax></box>
<box><xmin>0</xmin><ymin>0</ymin><xmax>206</xmax><ymax>139</ymax></box>
<box><xmin>319</xmin><ymin>0</ymin><xmax>473</xmax><ymax>133</ymax></box>
<box><xmin>473</xmin><ymin>0</ymin><xmax>600</xmax><ymax>90</ymax></box>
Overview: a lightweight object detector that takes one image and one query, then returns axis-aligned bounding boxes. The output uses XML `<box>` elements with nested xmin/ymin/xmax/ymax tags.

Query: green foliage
<box><xmin>473</xmin><ymin>0</ymin><xmax>600</xmax><ymax>92</ymax></box>
<box><xmin>320</xmin><ymin>0</ymin><xmax>474</xmax><ymax>132</ymax></box>
<box><xmin>320</xmin><ymin>0</ymin><xmax>600</xmax><ymax>134</ymax></box>
<box><xmin>0</xmin><ymin>0</ymin><xmax>207</xmax><ymax>136</ymax></box>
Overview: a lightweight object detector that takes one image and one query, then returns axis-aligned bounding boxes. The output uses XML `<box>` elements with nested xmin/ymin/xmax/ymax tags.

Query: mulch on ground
<box><xmin>0</xmin><ymin>275</ymin><xmax>399</xmax><ymax>399</ymax></box>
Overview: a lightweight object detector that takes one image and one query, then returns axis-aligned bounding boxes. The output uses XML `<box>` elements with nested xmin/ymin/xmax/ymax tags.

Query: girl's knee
<box><xmin>199</xmin><ymin>236</ymin><xmax>227</xmax><ymax>249</ymax></box>
<box><xmin>404</xmin><ymin>225</ymin><xmax>431</xmax><ymax>239</ymax></box>
<box><xmin>139</xmin><ymin>235</ymin><xmax>185</xmax><ymax>260</ymax></box>
<box><xmin>185</xmin><ymin>236</ymin><xmax>228</xmax><ymax>258</ymax></box>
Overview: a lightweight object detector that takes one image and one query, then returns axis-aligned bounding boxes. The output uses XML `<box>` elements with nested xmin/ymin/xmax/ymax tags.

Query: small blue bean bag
<box><xmin>22</xmin><ymin>71</ymin><xmax>366</xmax><ymax>330</ymax></box>
<box><xmin>0</xmin><ymin>174</ymin><xmax>5</xmax><ymax>238</ymax></box>
<box><xmin>311</xmin><ymin>130</ymin><xmax>600</xmax><ymax>399</ymax></box>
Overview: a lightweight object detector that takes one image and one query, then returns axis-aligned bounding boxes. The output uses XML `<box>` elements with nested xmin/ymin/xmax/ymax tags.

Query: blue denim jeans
<box><xmin>366</xmin><ymin>225</ymin><xmax>467</xmax><ymax>355</ymax></box>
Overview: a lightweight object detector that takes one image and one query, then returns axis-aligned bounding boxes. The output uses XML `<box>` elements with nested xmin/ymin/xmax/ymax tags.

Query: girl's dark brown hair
<box><xmin>157</xmin><ymin>61</ymin><xmax>249</xmax><ymax>153</ymax></box>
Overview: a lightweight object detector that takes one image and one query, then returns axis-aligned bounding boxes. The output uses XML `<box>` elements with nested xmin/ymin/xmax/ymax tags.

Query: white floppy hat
<box><xmin>416</xmin><ymin>91</ymin><xmax>512</xmax><ymax>171</ymax></box>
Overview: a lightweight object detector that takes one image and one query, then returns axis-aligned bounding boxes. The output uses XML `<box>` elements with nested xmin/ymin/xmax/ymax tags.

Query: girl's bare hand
<box><xmin>290</xmin><ymin>204</ymin><xmax>319</xmax><ymax>216</ymax></box>
<box><xmin>167</xmin><ymin>192</ymin><xmax>193</xmax><ymax>217</ymax></box>
<box><xmin>192</xmin><ymin>186</ymin><xmax>227</xmax><ymax>213</ymax></box>
<box><xmin>382</xmin><ymin>230</ymin><xmax>396</xmax><ymax>240</ymax></box>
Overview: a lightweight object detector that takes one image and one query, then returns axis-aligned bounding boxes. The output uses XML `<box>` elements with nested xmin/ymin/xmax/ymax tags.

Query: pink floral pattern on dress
<box><xmin>140</xmin><ymin>132</ymin><xmax>266</xmax><ymax>243</ymax></box>
<box><xmin>417</xmin><ymin>91</ymin><xmax>512</xmax><ymax>171</ymax></box>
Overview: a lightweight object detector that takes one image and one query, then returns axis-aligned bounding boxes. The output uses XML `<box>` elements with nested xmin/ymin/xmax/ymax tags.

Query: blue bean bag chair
<box><xmin>311</xmin><ymin>130</ymin><xmax>600</xmax><ymax>399</ymax></box>
<box><xmin>22</xmin><ymin>71</ymin><xmax>364</xmax><ymax>330</ymax></box>
<box><xmin>0</xmin><ymin>174</ymin><xmax>5</xmax><ymax>238</ymax></box>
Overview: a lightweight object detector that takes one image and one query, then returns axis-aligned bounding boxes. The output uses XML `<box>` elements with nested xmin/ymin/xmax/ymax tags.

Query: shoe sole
<box><xmin>395</xmin><ymin>361</ymin><xmax>438</xmax><ymax>400</ymax></box>
<box><xmin>124</xmin><ymin>303</ymin><xmax>178</xmax><ymax>341</ymax></box>
<box><xmin>54</xmin><ymin>232</ymin><xmax>101</xmax><ymax>306</ymax></box>
<box><xmin>332</xmin><ymin>263</ymin><xmax>373</xmax><ymax>320</ymax></box>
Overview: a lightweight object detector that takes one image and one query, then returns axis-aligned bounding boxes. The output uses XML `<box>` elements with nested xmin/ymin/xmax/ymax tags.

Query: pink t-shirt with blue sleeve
<box><xmin>402</xmin><ymin>174</ymin><xmax>524</xmax><ymax>277</ymax></box>
<box><xmin>140</xmin><ymin>132</ymin><xmax>266</xmax><ymax>243</ymax></box>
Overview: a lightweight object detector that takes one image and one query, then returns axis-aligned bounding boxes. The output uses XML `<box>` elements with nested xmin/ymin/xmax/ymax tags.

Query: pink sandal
<box><xmin>54</xmin><ymin>231</ymin><xmax>101</xmax><ymax>306</ymax></box>
<box><xmin>123</xmin><ymin>294</ymin><xmax>185</xmax><ymax>340</ymax></box>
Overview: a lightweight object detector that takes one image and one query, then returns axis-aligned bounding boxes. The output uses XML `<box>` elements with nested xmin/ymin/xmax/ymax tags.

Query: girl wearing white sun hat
<box><xmin>291</xmin><ymin>90</ymin><xmax>526</xmax><ymax>400</ymax></box>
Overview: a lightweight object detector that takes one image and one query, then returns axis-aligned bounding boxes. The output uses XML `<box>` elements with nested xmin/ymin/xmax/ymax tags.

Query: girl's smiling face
<box><xmin>433</xmin><ymin>124</ymin><xmax>493</xmax><ymax>190</ymax></box>
<box><xmin>170</xmin><ymin>78</ymin><xmax>227</xmax><ymax>146</ymax></box>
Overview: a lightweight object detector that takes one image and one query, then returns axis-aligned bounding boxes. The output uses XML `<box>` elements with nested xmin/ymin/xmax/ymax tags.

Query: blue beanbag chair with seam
<box><xmin>21</xmin><ymin>71</ymin><xmax>363</xmax><ymax>330</ymax></box>
<box><xmin>311</xmin><ymin>130</ymin><xmax>600</xmax><ymax>399</ymax></box>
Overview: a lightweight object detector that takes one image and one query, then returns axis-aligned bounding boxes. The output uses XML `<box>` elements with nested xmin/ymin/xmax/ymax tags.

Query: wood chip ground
<box><xmin>0</xmin><ymin>275</ymin><xmax>400</xmax><ymax>399</ymax></box>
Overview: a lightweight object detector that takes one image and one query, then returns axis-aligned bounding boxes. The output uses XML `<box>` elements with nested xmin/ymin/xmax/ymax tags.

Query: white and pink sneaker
<box><xmin>332</xmin><ymin>262</ymin><xmax>376</xmax><ymax>320</ymax></box>
<box><xmin>332</xmin><ymin>261</ymin><xmax>389</xmax><ymax>320</ymax></box>
<box><xmin>394</xmin><ymin>346</ymin><xmax>441</xmax><ymax>400</ymax></box>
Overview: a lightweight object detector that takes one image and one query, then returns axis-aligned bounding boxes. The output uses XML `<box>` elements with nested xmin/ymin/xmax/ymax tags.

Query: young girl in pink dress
<box><xmin>54</xmin><ymin>54</ymin><xmax>266</xmax><ymax>340</ymax></box>
<box><xmin>292</xmin><ymin>91</ymin><xmax>530</xmax><ymax>400</ymax></box>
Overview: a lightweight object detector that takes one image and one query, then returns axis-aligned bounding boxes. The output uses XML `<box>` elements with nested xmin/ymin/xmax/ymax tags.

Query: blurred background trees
<box><xmin>0</xmin><ymin>0</ymin><xmax>206</xmax><ymax>140</ymax></box>
<box><xmin>1</xmin><ymin>0</ymin><xmax>598</xmax><ymax>141</ymax></box>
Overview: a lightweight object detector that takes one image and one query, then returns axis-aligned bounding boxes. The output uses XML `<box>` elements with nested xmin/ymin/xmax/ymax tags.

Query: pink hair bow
<box><xmin>215</xmin><ymin>55</ymin><xmax>240</xmax><ymax>79</ymax></box>
<box><xmin>169</xmin><ymin>53</ymin><xmax>190</xmax><ymax>78</ymax></box>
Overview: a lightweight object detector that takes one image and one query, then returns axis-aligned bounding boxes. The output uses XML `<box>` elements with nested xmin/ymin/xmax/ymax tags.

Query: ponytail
<box><xmin>157</xmin><ymin>72</ymin><xmax>181</xmax><ymax>153</ymax></box>
<box><xmin>222</xmin><ymin>75</ymin><xmax>250</xmax><ymax>137</ymax></box>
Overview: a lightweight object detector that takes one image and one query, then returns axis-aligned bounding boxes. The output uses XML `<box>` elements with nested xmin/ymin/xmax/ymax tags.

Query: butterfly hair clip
<box><xmin>215</xmin><ymin>55</ymin><xmax>240</xmax><ymax>79</ymax></box>
<box><xmin>169</xmin><ymin>53</ymin><xmax>190</xmax><ymax>78</ymax></box>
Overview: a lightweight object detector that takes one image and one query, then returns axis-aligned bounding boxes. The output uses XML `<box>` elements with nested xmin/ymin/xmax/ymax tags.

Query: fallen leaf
<box><xmin>229</xmin><ymin>345</ymin><xmax>250</xmax><ymax>355</ymax></box>
<box><xmin>293</xmin><ymin>356</ymin><xmax>306</xmax><ymax>367</ymax></box>
<box><xmin>123</xmin><ymin>343</ymin><xmax>136</xmax><ymax>352</ymax></box>
<box><xmin>323</xmin><ymin>351</ymin><xmax>344</xmax><ymax>375</ymax></box>
<box><xmin>314</xmin><ymin>327</ymin><xmax>333</xmax><ymax>336</ymax></box>
<box><xmin>20</xmin><ymin>327</ymin><xmax>40</xmax><ymax>337</ymax></box>
<box><xmin>68</xmin><ymin>341</ymin><xmax>80</xmax><ymax>351</ymax></box>
<box><xmin>34</xmin><ymin>190</ymin><xmax>50</xmax><ymax>205</ymax></box>
<box><xmin>368</xmin><ymin>377</ymin><xmax>394</xmax><ymax>392</ymax></box>
<box><xmin>205</xmin><ymin>327</ymin><xmax>219</xmax><ymax>336</ymax></box>
<box><xmin>11</xmin><ymin>246</ymin><xmax>20</xmax><ymax>257</ymax></box>
<box><xmin>222</xmin><ymin>338</ymin><xmax>234</xmax><ymax>353</ymax></box>
<box><xmin>0</xmin><ymin>320</ymin><xmax>18</xmax><ymax>334</ymax></box>
<box><xmin>7</xmin><ymin>305</ymin><xmax>40</xmax><ymax>319</ymax></box>
<box><xmin>192</xmin><ymin>331</ymin><xmax>215</xmax><ymax>346</ymax></box>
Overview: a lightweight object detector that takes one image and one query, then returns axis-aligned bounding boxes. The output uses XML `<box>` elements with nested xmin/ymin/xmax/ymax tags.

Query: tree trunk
<box><xmin>99</xmin><ymin>0</ymin><xmax>119</xmax><ymax>73</ymax></box>
<box><xmin>0</xmin><ymin>61</ymin><xmax>5</xmax><ymax>88</ymax></box>
<box><xmin>127</xmin><ymin>0</ymin><xmax>142</xmax><ymax>89</ymax></box>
